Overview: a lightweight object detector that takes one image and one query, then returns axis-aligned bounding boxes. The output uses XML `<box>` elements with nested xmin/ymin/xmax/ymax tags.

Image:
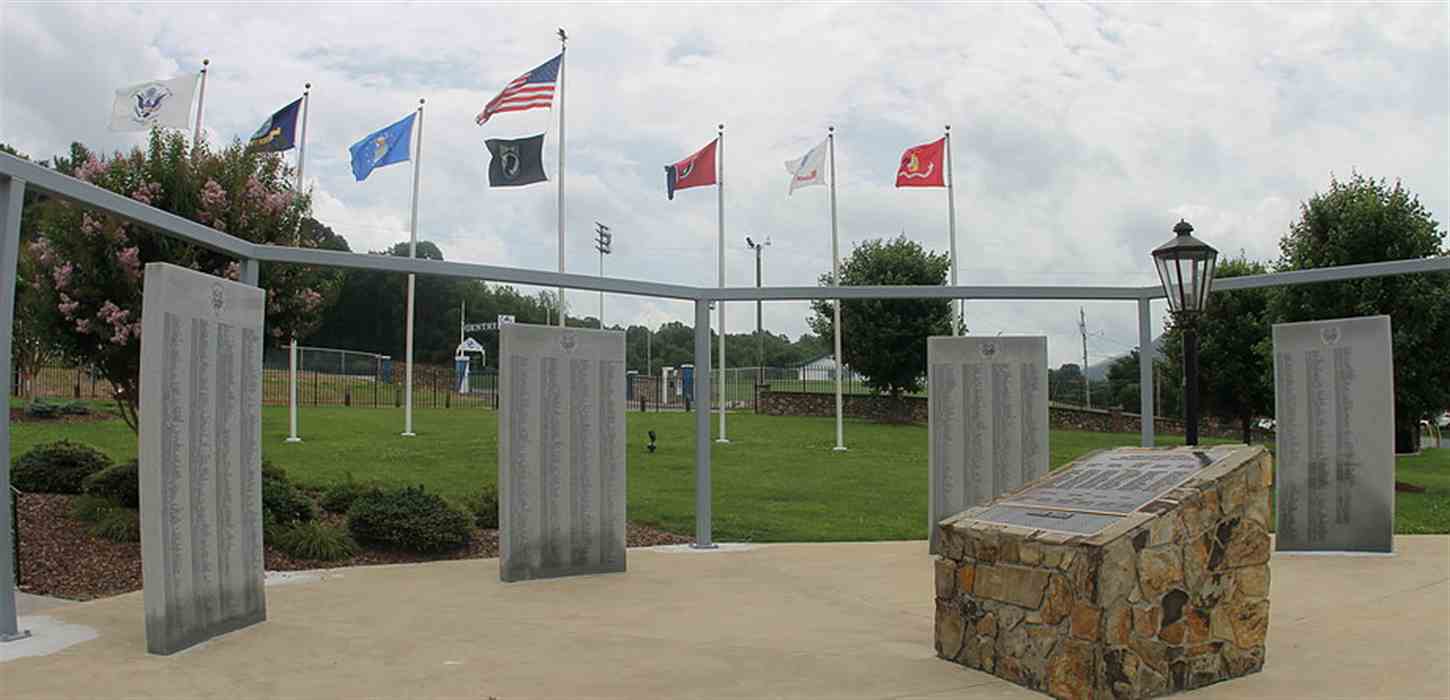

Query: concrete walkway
<box><xmin>2</xmin><ymin>537</ymin><xmax>1446</xmax><ymax>699</ymax></box>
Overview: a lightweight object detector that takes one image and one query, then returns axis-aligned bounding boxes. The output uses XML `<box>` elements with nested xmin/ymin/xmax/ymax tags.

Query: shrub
<box><xmin>89</xmin><ymin>507</ymin><xmax>140</xmax><ymax>542</ymax></box>
<box><xmin>320</xmin><ymin>477</ymin><xmax>381</xmax><ymax>514</ymax></box>
<box><xmin>23</xmin><ymin>398</ymin><xmax>64</xmax><ymax>419</ymax></box>
<box><xmin>69</xmin><ymin>494</ymin><xmax>118</xmax><ymax>523</ymax></box>
<box><xmin>83</xmin><ymin>459</ymin><xmax>140</xmax><ymax>507</ymax></box>
<box><xmin>347</xmin><ymin>485</ymin><xmax>473</xmax><ymax>553</ymax></box>
<box><xmin>59</xmin><ymin>400</ymin><xmax>92</xmax><ymax>416</ymax></box>
<box><xmin>262</xmin><ymin>469</ymin><xmax>316</xmax><ymax>527</ymax></box>
<box><xmin>272</xmin><ymin>521</ymin><xmax>357</xmax><ymax>561</ymax></box>
<box><xmin>472</xmin><ymin>483</ymin><xmax>499</xmax><ymax>529</ymax></box>
<box><xmin>13</xmin><ymin>440</ymin><xmax>113</xmax><ymax>494</ymax></box>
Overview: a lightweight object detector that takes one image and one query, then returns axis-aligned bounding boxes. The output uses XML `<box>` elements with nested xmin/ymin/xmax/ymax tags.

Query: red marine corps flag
<box><xmin>664</xmin><ymin>138</ymin><xmax>719</xmax><ymax>200</ymax></box>
<box><xmin>895</xmin><ymin>137</ymin><xmax>946</xmax><ymax>187</ymax></box>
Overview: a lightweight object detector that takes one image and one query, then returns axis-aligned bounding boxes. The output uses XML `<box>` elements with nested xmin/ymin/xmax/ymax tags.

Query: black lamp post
<box><xmin>1152</xmin><ymin>219</ymin><xmax>1219</xmax><ymax>446</ymax></box>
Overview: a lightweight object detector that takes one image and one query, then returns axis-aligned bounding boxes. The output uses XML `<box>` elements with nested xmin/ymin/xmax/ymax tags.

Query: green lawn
<box><xmin>9</xmin><ymin>405</ymin><xmax>1448</xmax><ymax>540</ymax></box>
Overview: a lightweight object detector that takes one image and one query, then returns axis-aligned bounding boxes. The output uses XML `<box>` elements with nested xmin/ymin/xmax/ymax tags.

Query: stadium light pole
<box><xmin>746</xmin><ymin>236</ymin><xmax>771</xmax><ymax>386</ymax></box>
<box><xmin>1152</xmin><ymin>219</ymin><xmax>1218</xmax><ymax>446</ymax></box>
<box><xmin>594</xmin><ymin>222</ymin><xmax>612</xmax><ymax>328</ymax></box>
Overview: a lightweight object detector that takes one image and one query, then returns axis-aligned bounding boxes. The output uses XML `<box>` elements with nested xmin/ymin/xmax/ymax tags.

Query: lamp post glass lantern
<box><xmin>1152</xmin><ymin>219</ymin><xmax>1218</xmax><ymax>446</ymax></box>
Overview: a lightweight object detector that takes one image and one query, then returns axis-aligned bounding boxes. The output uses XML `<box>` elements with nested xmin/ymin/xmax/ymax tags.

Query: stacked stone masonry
<box><xmin>757</xmin><ymin>390</ymin><xmax>1272</xmax><ymax>442</ymax></box>
<box><xmin>935</xmin><ymin>446</ymin><xmax>1273</xmax><ymax>700</ymax></box>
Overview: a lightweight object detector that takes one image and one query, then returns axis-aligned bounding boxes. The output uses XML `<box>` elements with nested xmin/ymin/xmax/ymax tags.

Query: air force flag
<box><xmin>784</xmin><ymin>139</ymin><xmax>828</xmax><ymax>195</ymax></box>
<box><xmin>349</xmin><ymin>113</ymin><xmax>416</xmax><ymax>182</ymax></box>
<box><xmin>485</xmin><ymin>134</ymin><xmax>547</xmax><ymax>187</ymax></box>
<box><xmin>109</xmin><ymin>75</ymin><xmax>199</xmax><ymax>131</ymax></box>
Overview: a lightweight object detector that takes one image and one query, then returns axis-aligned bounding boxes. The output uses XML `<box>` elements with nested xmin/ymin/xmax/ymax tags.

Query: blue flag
<box><xmin>246</xmin><ymin>98</ymin><xmax>302</xmax><ymax>153</ymax></box>
<box><xmin>349</xmin><ymin>112</ymin><xmax>416</xmax><ymax>181</ymax></box>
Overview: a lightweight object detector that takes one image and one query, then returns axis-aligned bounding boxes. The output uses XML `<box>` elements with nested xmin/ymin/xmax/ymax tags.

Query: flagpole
<box><xmin>829</xmin><ymin>126</ymin><xmax>846</xmax><ymax>452</ymax></box>
<box><xmin>295</xmin><ymin>83</ymin><xmax>311</xmax><ymax>190</ymax></box>
<box><xmin>403</xmin><ymin>98</ymin><xmax>425</xmax><ymax>438</ymax></box>
<box><xmin>945</xmin><ymin>125</ymin><xmax>960</xmax><ymax>335</ymax></box>
<box><xmin>556</xmin><ymin>28</ymin><xmax>568</xmax><ymax>327</ymax></box>
<box><xmin>716</xmin><ymin>123</ymin><xmax>729</xmax><ymax>444</ymax></box>
<box><xmin>192</xmin><ymin>58</ymin><xmax>209</xmax><ymax>150</ymax></box>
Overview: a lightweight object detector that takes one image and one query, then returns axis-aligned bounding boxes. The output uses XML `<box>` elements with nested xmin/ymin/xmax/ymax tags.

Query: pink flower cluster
<box><xmin>130</xmin><ymin>182</ymin><xmax>162</xmax><ymax>206</ymax></box>
<box><xmin>117</xmin><ymin>246</ymin><xmax>142</xmax><ymax>281</ymax></box>
<box><xmin>76</xmin><ymin>157</ymin><xmax>107</xmax><ymax>183</ymax></box>
<box><xmin>52</xmin><ymin>262</ymin><xmax>74</xmax><ymax>290</ymax></box>
<box><xmin>81</xmin><ymin>213</ymin><xmax>102</xmax><ymax>236</ymax></box>
<box><xmin>28</xmin><ymin>238</ymin><xmax>53</xmax><ymax>265</ymax></box>
<box><xmin>57</xmin><ymin>294</ymin><xmax>79</xmax><ymax>318</ymax></box>
<box><xmin>97</xmin><ymin>301</ymin><xmax>140</xmax><ymax>345</ymax></box>
<box><xmin>224</xmin><ymin>261</ymin><xmax>240</xmax><ymax>281</ymax></box>
<box><xmin>201</xmin><ymin>179</ymin><xmax>228</xmax><ymax>209</ymax></box>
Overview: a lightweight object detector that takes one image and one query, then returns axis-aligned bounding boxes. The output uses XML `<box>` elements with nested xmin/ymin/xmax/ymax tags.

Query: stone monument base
<box><xmin>935</xmin><ymin>445</ymin><xmax>1272</xmax><ymax>700</ymax></box>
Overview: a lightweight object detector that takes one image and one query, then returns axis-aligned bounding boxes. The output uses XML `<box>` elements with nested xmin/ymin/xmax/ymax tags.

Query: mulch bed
<box><xmin>16</xmin><ymin>492</ymin><xmax>692</xmax><ymax>601</ymax></box>
<box><xmin>8</xmin><ymin>407</ymin><xmax>119</xmax><ymax>424</ymax></box>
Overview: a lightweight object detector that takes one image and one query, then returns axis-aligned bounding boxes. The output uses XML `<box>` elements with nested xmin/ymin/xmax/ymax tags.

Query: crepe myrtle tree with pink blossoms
<box><xmin>26</xmin><ymin>130</ymin><xmax>342</xmax><ymax>430</ymax></box>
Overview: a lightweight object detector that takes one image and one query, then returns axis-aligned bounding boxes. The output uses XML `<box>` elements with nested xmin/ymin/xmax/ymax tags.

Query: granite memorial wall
<box><xmin>138</xmin><ymin>263</ymin><xmax>266</xmax><ymax>655</ymax></box>
<box><xmin>498</xmin><ymin>324</ymin><xmax>627</xmax><ymax>582</ymax></box>
<box><xmin>928</xmin><ymin>335</ymin><xmax>1049</xmax><ymax>552</ymax></box>
<box><xmin>1272</xmin><ymin>315</ymin><xmax>1395</xmax><ymax>553</ymax></box>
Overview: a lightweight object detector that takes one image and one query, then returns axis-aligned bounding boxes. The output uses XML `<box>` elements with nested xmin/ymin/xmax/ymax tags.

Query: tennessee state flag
<box><xmin>665</xmin><ymin>138</ymin><xmax>719</xmax><ymax>200</ymax></box>
<box><xmin>895</xmin><ymin>137</ymin><xmax>946</xmax><ymax>187</ymax></box>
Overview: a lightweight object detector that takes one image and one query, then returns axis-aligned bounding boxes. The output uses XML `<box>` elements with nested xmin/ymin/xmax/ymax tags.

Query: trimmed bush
<box><xmin>320</xmin><ymin>478</ymin><xmax>380</xmax><ymax>514</ymax></box>
<box><xmin>473</xmin><ymin>483</ymin><xmax>500</xmax><ymax>529</ymax></box>
<box><xmin>83</xmin><ymin>460</ymin><xmax>140</xmax><ymax>507</ymax></box>
<box><xmin>23</xmin><ymin>398</ymin><xmax>63</xmax><ymax>419</ymax></box>
<box><xmin>272</xmin><ymin>522</ymin><xmax>357</xmax><ymax>561</ymax></box>
<box><xmin>89</xmin><ymin>507</ymin><xmax>140</xmax><ymax>542</ymax></box>
<box><xmin>262</xmin><ymin>461</ymin><xmax>316</xmax><ymax>526</ymax></box>
<box><xmin>12</xmin><ymin>440</ymin><xmax>113</xmax><ymax>494</ymax></box>
<box><xmin>69</xmin><ymin>494</ymin><xmax>118</xmax><ymax>523</ymax></box>
<box><xmin>347</xmin><ymin>485</ymin><xmax>473</xmax><ymax>553</ymax></box>
<box><xmin>59</xmin><ymin>400</ymin><xmax>93</xmax><ymax>416</ymax></box>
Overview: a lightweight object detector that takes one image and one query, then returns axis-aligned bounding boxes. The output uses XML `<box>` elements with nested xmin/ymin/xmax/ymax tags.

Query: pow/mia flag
<box><xmin>485</xmin><ymin>134</ymin><xmax>547</xmax><ymax>187</ymax></box>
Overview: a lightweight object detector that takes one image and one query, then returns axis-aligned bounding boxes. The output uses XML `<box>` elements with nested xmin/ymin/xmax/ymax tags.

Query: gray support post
<box><xmin>0</xmin><ymin>176</ymin><xmax>30</xmax><ymax>641</ymax></box>
<box><xmin>1138</xmin><ymin>296</ymin><xmax>1155</xmax><ymax>448</ymax></box>
<box><xmin>239</xmin><ymin>258</ymin><xmax>260</xmax><ymax>287</ymax></box>
<box><xmin>691</xmin><ymin>298</ymin><xmax>716</xmax><ymax>549</ymax></box>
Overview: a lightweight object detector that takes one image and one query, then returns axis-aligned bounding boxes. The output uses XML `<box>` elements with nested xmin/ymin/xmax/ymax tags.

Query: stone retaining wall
<box><xmin>935</xmin><ymin>446</ymin><xmax>1274</xmax><ymax>699</ymax></box>
<box><xmin>757</xmin><ymin>389</ymin><xmax>1272</xmax><ymax>441</ymax></box>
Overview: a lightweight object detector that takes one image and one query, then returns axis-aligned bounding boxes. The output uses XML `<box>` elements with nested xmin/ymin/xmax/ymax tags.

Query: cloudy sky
<box><xmin>3</xmin><ymin>2</ymin><xmax>1446</xmax><ymax>368</ymax></box>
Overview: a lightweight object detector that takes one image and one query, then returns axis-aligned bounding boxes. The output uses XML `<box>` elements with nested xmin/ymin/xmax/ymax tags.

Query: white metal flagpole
<box><xmin>556</xmin><ymin>29</ymin><xmax>568</xmax><ymax>327</ymax></box>
<box><xmin>945</xmin><ymin>125</ymin><xmax>961</xmax><ymax>334</ymax></box>
<box><xmin>192</xmin><ymin>58</ymin><xmax>210</xmax><ymax>150</ymax></box>
<box><xmin>286</xmin><ymin>338</ymin><xmax>301</xmax><ymax>443</ymax></box>
<box><xmin>829</xmin><ymin>126</ymin><xmax>846</xmax><ymax>452</ymax></box>
<box><xmin>716</xmin><ymin>123</ymin><xmax>729</xmax><ymax>444</ymax></box>
<box><xmin>403</xmin><ymin>98</ymin><xmax>425</xmax><ymax>437</ymax></box>
<box><xmin>295</xmin><ymin>83</ymin><xmax>311</xmax><ymax>190</ymax></box>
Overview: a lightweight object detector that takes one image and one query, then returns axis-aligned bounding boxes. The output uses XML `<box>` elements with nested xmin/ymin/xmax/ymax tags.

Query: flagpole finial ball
<box><xmin>419</xmin><ymin>98</ymin><xmax>426</xmax><ymax>106</ymax></box>
<box><xmin>203</xmin><ymin>58</ymin><xmax>209</xmax><ymax>66</ymax></box>
<box><xmin>305</xmin><ymin>82</ymin><xmax>311</xmax><ymax>90</ymax></box>
<box><xmin>718</xmin><ymin>123</ymin><xmax>724</xmax><ymax>131</ymax></box>
<box><xmin>829</xmin><ymin>125</ymin><xmax>834</xmax><ymax>133</ymax></box>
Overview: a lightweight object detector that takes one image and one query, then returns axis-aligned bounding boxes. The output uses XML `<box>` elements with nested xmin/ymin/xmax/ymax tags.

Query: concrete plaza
<box><xmin>2</xmin><ymin>536</ymin><xmax>1446</xmax><ymax>699</ymax></box>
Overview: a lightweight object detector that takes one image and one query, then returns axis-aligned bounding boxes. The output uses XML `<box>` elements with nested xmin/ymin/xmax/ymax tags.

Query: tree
<box><xmin>1105</xmin><ymin>351</ymin><xmax>1141</xmax><ymax>411</ymax></box>
<box><xmin>1160</xmin><ymin>256</ymin><xmax>1274</xmax><ymax>443</ymax></box>
<box><xmin>1269</xmin><ymin>173</ymin><xmax>1450</xmax><ymax>452</ymax></box>
<box><xmin>27</xmin><ymin>130</ymin><xmax>343</xmax><ymax>429</ymax></box>
<box><xmin>808</xmin><ymin>235</ymin><xmax>953</xmax><ymax>398</ymax></box>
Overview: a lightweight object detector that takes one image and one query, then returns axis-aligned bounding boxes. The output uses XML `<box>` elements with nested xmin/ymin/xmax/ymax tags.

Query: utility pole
<box><xmin>746</xmin><ymin>236</ymin><xmax>771</xmax><ymax>385</ymax></box>
<box><xmin>594</xmin><ymin>222</ymin><xmax>612</xmax><ymax>328</ymax></box>
<box><xmin>1079</xmin><ymin>307</ymin><xmax>1091</xmax><ymax>409</ymax></box>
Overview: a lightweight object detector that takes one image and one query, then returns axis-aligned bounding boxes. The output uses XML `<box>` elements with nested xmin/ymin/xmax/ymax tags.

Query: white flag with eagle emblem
<box><xmin>784</xmin><ymin>139</ymin><xmax>828</xmax><ymax>195</ymax></box>
<box><xmin>109</xmin><ymin>75</ymin><xmax>199</xmax><ymax>131</ymax></box>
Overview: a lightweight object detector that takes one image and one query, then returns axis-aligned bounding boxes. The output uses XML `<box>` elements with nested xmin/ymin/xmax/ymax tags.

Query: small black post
<box><xmin>1184</xmin><ymin>324</ymin><xmax>1200</xmax><ymax>446</ymax></box>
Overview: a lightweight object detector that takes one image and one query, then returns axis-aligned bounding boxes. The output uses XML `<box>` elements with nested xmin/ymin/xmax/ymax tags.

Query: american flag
<box><xmin>475</xmin><ymin>54</ymin><xmax>562</xmax><ymax>125</ymax></box>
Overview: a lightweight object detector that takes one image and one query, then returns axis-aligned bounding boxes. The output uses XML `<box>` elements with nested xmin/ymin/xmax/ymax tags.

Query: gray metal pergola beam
<box><xmin>2</xmin><ymin>153</ymin><xmax>1448</xmax><ymax>640</ymax></box>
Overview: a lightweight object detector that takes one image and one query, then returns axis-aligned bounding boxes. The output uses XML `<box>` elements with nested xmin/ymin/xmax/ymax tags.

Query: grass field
<box><xmin>9</xmin><ymin>405</ymin><xmax>1448</xmax><ymax>540</ymax></box>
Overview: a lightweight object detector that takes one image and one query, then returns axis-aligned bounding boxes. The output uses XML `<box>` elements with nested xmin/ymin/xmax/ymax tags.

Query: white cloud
<box><xmin>2</xmin><ymin>2</ymin><xmax>1445</xmax><ymax>368</ymax></box>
